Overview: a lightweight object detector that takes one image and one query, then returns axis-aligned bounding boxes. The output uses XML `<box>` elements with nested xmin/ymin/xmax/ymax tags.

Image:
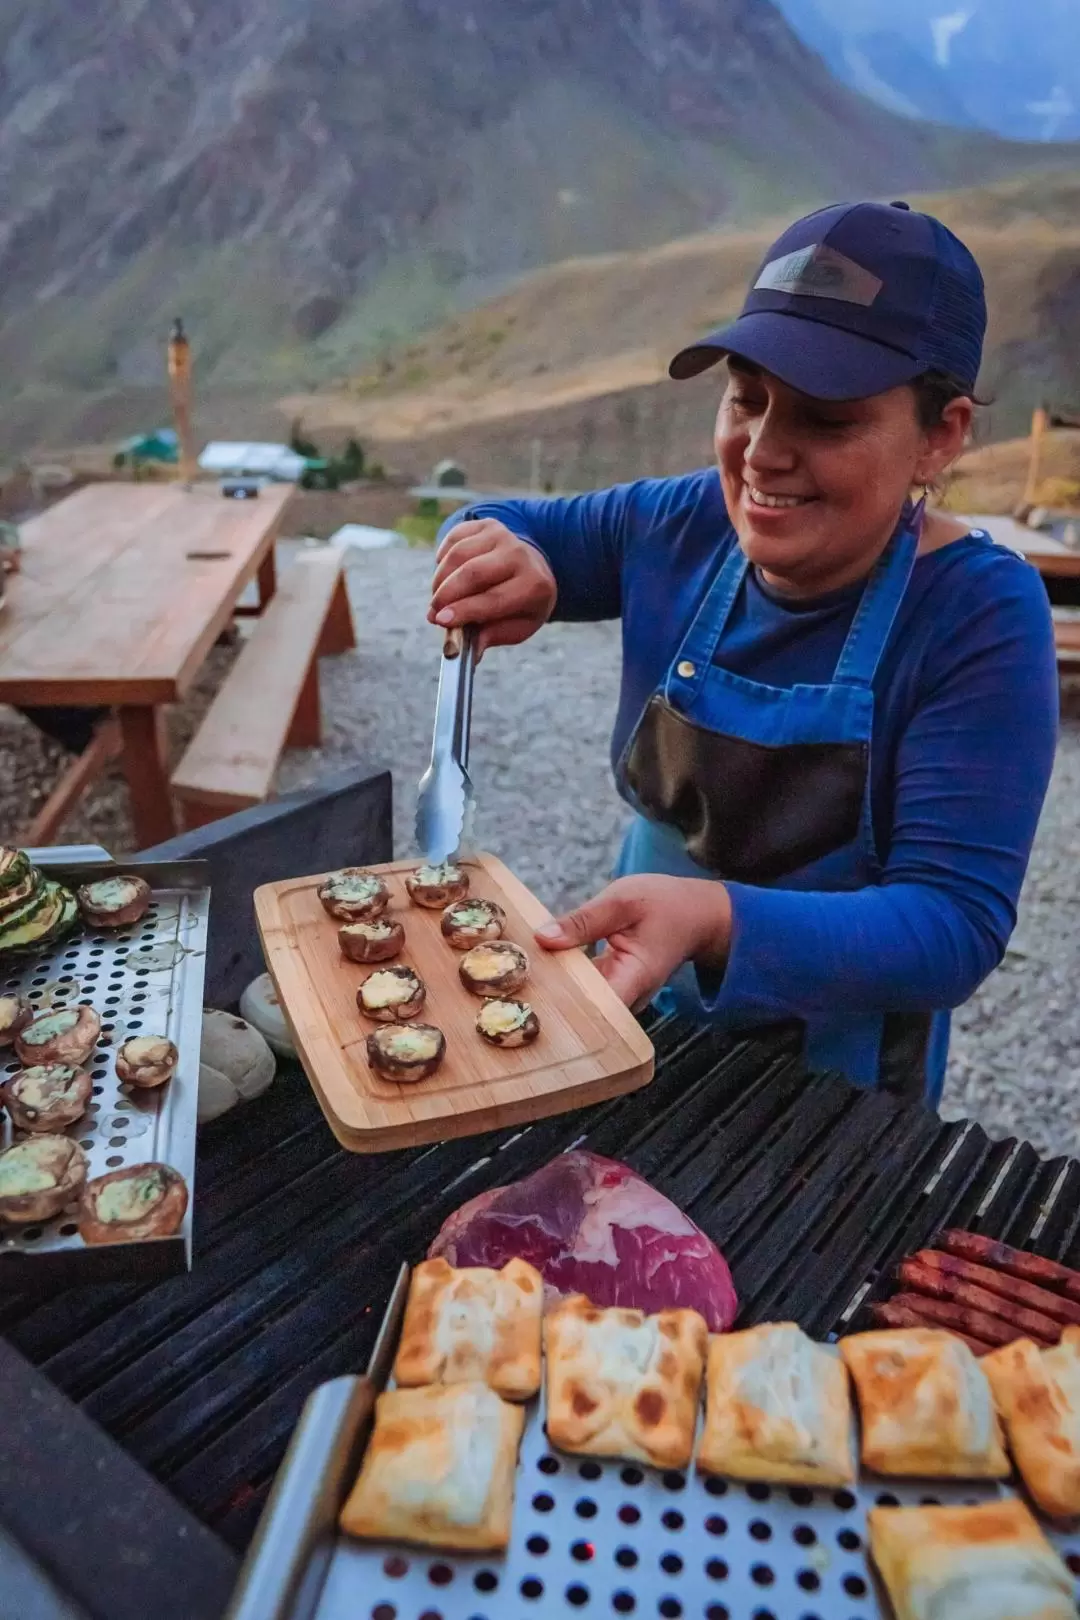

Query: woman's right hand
<box><xmin>428</xmin><ymin>518</ymin><xmax>557</xmax><ymax>658</ymax></box>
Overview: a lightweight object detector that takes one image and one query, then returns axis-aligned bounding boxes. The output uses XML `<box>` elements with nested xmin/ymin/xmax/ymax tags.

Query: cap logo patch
<box><xmin>755</xmin><ymin>244</ymin><xmax>882</xmax><ymax>306</ymax></box>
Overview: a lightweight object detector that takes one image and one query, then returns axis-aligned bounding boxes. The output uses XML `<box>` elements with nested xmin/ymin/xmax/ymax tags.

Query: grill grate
<box><xmin>4</xmin><ymin>1013</ymin><xmax>1080</xmax><ymax>1556</ymax></box>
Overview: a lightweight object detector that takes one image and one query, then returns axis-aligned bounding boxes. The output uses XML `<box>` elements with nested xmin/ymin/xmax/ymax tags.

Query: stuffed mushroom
<box><xmin>459</xmin><ymin>942</ymin><xmax>530</xmax><ymax>998</ymax></box>
<box><xmin>115</xmin><ymin>1036</ymin><xmax>179</xmax><ymax>1090</ymax></box>
<box><xmin>440</xmin><ymin>898</ymin><xmax>506</xmax><ymax>951</ymax></box>
<box><xmin>0</xmin><ymin>1064</ymin><xmax>91</xmax><ymax>1132</ymax></box>
<box><xmin>357</xmin><ymin>966</ymin><xmax>426</xmax><ymax>1023</ymax></box>
<box><xmin>77</xmin><ymin>874</ymin><xmax>152</xmax><ymax>929</ymax></box>
<box><xmin>339</xmin><ymin>917</ymin><xmax>405</xmax><ymax>964</ymax></box>
<box><xmin>405</xmin><ymin>862</ymin><xmax>469</xmax><ymax>909</ymax></box>
<box><xmin>476</xmin><ymin>998</ymin><xmax>540</xmax><ymax>1049</ymax></box>
<box><xmin>79</xmin><ymin>1162</ymin><xmax>189</xmax><ymax>1245</ymax></box>
<box><xmin>366</xmin><ymin>1022</ymin><xmax>446</xmax><ymax>1082</ymax></box>
<box><xmin>0</xmin><ymin>1135</ymin><xmax>87</xmax><ymax>1225</ymax></box>
<box><xmin>317</xmin><ymin>869</ymin><xmax>390</xmax><ymax>922</ymax></box>
<box><xmin>14</xmin><ymin>1004</ymin><xmax>101</xmax><ymax>1068</ymax></box>
<box><xmin>0</xmin><ymin>993</ymin><xmax>31</xmax><ymax>1047</ymax></box>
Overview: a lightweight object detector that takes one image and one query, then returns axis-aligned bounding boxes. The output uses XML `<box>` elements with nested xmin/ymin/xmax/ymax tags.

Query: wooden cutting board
<box><xmin>254</xmin><ymin>854</ymin><xmax>655</xmax><ymax>1152</ymax></box>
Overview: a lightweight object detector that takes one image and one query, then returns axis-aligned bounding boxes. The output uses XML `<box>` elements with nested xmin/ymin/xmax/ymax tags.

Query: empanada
<box><xmin>393</xmin><ymin>1257</ymin><xmax>543</xmax><ymax>1400</ymax></box>
<box><xmin>868</xmin><ymin>1499</ymin><xmax>1075</xmax><ymax>1620</ymax></box>
<box><xmin>697</xmin><ymin>1322</ymin><xmax>855</xmax><ymax>1485</ymax></box>
<box><xmin>840</xmin><ymin>1327</ymin><xmax>1008</xmax><ymax>1477</ymax></box>
<box><xmin>983</xmin><ymin>1326</ymin><xmax>1080</xmax><ymax>1518</ymax></box>
<box><xmin>544</xmin><ymin>1295</ymin><xmax>707</xmax><ymax>1471</ymax></box>
<box><xmin>339</xmin><ymin>1382</ymin><xmax>525</xmax><ymax>1551</ymax></box>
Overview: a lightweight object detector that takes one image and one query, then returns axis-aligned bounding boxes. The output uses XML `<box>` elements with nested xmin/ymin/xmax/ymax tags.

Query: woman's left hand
<box><xmin>535</xmin><ymin>875</ymin><xmax>733</xmax><ymax>1011</ymax></box>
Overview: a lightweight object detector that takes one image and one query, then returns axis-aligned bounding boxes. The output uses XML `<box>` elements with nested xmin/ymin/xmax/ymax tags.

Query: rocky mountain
<box><xmin>775</xmin><ymin>0</ymin><xmax>1080</xmax><ymax>140</ymax></box>
<box><xmin>0</xmin><ymin>0</ymin><xmax>1076</xmax><ymax>445</ymax></box>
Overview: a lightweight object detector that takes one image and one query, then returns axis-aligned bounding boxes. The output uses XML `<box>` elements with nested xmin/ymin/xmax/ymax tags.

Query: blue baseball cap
<box><xmin>669</xmin><ymin>200</ymin><xmax>986</xmax><ymax>400</ymax></box>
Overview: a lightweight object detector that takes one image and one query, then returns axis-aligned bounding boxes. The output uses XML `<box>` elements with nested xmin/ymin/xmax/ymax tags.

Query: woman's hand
<box><xmin>429</xmin><ymin>518</ymin><xmax>557</xmax><ymax>658</ymax></box>
<box><xmin>535</xmin><ymin>875</ymin><xmax>733</xmax><ymax>1011</ymax></box>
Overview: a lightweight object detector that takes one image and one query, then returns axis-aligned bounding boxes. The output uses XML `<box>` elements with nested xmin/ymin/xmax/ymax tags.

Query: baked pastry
<box><xmin>476</xmin><ymin>998</ymin><xmax>539</xmax><ymax>1048</ymax></box>
<box><xmin>115</xmin><ymin>1036</ymin><xmax>178</xmax><ymax>1089</ymax></box>
<box><xmin>357</xmin><ymin>966</ymin><xmax>426</xmax><ymax>1022</ymax></box>
<box><xmin>0</xmin><ymin>1064</ymin><xmax>91</xmax><ymax>1132</ymax></box>
<box><xmin>79</xmin><ymin>1163</ymin><xmax>188</xmax><ymax>1244</ymax></box>
<box><xmin>544</xmin><ymin>1295</ymin><xmax>707</xmax><ymax>1470</ymax></box>
<box><xmin>698</xmin><ymin>1321</ymin><xmax>856</xmax><ymax>1485</ymax></box>
<box><xmin>339</xmin><ymin>1382</ymin><xmax>525</xmax><ymax>1551</ymax></box>
<box><xmin>868</xmin><ymin>1499</ymin><xmax>1075</xmax><ymax>1620</ymax></box>
<box><xmin>983</xmin><ymin>1327</ymin><xmax>1080</xmax><ymax>1517</ymax></box>
<box><xmin>839</xmin><ymin>1327</ymin><xmax>1008</xmax><ymax>1477</ymax></box>
<box><xmin>0</xmin><ymin>993</ymin><xmax>31</xmax><ymax>1046</ymax></box>
<box><xmin>394</xmin><ymin>1257</ymin><xmax>543</xmax><ymax>1400</ymax></box>
<box><xmin>15</xmin><ymin>1004</ymin><xmax>100</xmax><ymax>1068</ymax></box>
<box><xmin>459</xmin><ymin>942</ymin><xmax>529</xmax><ymax>998</ymax></box>
<box><xmin>405</xmin><ymin>862</ymin><xmax>469</xmax><ymax>909</ymax></box>
<box><xmin>441</xmin><ymin>899</ymin><xmax>506</xmax><ymax>950</ymax></box>
<box><xmin>77</xmin><ymin>874</ymin><xmax>152</xmax><ymax>928</ymax></box>
<box><xmin>317</xmin><ymin>870</ymin><xmax>390</xmax><ymax>922</ymax></box>
<box><xmin>338</xmin><ymin>918</ymin><xmax>405</xmax><ymax>963</ymax></box>
<box><xmin>0</xmin><ymin>1135</ymin><xmax>87</xmax><ymax>1224</ymax></box>
<box><xmin>367</xmin><ymin>1023</ymin><xmax>445</xmax><ymax>1082</ymax></box>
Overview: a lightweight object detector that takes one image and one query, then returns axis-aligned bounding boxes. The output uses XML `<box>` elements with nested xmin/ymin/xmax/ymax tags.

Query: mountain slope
<box><xmin>281</xmin><ymin>169</ymin><xmax>1080</xmax><ymax>489</ymax></box>
<box><xmin>0</xmin><ymin>0</ymin><xmax>1076</xmax><ymax>431</ymax></box>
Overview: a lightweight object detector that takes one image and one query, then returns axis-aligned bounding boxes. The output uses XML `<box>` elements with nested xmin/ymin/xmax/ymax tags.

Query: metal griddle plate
<box><xmin>0</xmin><ymin>860</ymin><xmax>209</xmax><ymax>1284</ymax></box>
<box><xmin>228</xmin><ymin>1271</ymin><xmax>1080</xmax><ymax>1620</ymax></box>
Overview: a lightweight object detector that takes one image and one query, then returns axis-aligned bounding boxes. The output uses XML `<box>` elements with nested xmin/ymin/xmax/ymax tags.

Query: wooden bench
<box><xmin>171</xmin><ymin>548</ymin><xmax>355</xmax><ymax>828</ymax></box>
<box><xmin>1054</xmin><ymin>615</ymin><xmax>1080</xmax><ymax>670</ymax></box>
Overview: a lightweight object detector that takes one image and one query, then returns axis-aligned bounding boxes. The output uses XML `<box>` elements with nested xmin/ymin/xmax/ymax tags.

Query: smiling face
<box><xmin>715</xmin><ymin>358</ymin><xmax>973</xmax><ymax>596</ymax></box>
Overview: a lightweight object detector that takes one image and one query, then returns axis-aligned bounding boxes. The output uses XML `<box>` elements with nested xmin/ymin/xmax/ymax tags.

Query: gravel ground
<box><xmin>3</xmin><ymin>541</ymin><xmax>1078</xmax><ymax>1154</ymax></box>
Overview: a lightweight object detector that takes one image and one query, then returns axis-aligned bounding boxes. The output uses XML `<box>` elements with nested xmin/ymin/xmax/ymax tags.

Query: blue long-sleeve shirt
<box><xmin>444</xmin><ymin>469</ymin><xmax>1058</xmax><ymax>1026</ymax></box>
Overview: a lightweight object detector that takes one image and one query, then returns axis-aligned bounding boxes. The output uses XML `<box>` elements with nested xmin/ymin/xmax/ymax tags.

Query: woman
<box><xmin>429</xmin><ymin>200</ymin><xmax>1058</xmax><ymax>1104</ymax></box>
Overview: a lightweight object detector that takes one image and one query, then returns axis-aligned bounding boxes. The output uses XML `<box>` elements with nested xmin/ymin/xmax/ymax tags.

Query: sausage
<box><xmin>869</xmin><ymin>1298</ymin><xmax>993</xmax><ymax>1356</ymax></box>
<box><xmin>911</xmin><ymin>1249</ymin><xmax>1080</xmax><ymax>1328</ymax></box>
<box><xmin>897</xmin><ymin>1258</ymin><xmax>1060</xmax><ymax>1346</ymax></box>
<box><xmin>939</xmin><ymin>1229</ymin><xmax>1080</xmax><ymax>1295</ymax></box>
<box><xmin>886</xmin><ymin>1291</ymin><xmax>1023</xmax><ymax>1350</ymax></box>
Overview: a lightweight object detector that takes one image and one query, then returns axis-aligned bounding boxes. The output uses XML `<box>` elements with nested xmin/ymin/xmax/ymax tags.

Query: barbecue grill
<box><xmin>3</xmin><ymin>790</ymin><xmax>1079</xmax><ymax>1620</ymax></box>
<box><xmin>4</xmin><ymin>1007</ymin><xmax>1080</xmax><ymax>1620</ymax></box>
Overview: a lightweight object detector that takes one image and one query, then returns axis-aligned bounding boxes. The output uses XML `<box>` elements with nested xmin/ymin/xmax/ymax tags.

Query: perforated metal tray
<box><xmin>228</xmin><ymin>1269</ymin><xmax>1080</xmax><ymax>1620</ymax></box>
<box><xmin>0</xmin><ymin>859</ymin><xmax>209</xmax><ymax>1284</ymax></box>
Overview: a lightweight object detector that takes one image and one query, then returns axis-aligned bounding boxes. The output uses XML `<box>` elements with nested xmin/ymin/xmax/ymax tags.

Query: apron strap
<box><xmin>661</xmin><ymin>535</ymin><xmax>749</xmax><ymax>703</ymax></box>
<box><xmin>832</xmin><ymin>501</ymin><xmax>923</xmax><ymax>689</ymax></box>
<box><xmin>666</xmin><ymin>500</ymin><xmax>922</xmax><ymax>703</ymax></box>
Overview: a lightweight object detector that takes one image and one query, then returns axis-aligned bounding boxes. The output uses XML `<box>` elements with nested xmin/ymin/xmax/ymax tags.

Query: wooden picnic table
<box><xmin>0</xmin><ymin>480</ymin><xmax>295</xmax><ymax>847</ymax></box>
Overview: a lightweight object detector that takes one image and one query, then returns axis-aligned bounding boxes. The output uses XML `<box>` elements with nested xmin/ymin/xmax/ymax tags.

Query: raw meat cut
<box><xmin>428</xmin><ymin>1150</ymin><xmax>738</xmax><ymax>1331</ymax></box>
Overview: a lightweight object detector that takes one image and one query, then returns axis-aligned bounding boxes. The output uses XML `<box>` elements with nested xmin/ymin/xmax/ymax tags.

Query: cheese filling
<box><xmin>12</xmin><ymin>1065</ymin><xmax>81</xmax><ymax>1109</ymax></box>
<box><xmin>0</xmin><ymin>1141</ymin><xmax>63</xmax><ymax>1195</ymax></box>
<box><xmin>463</xmin><ymin>944</ymin><xmax>526</xmax><ymax>981</ymax></box>
<box><xmin>96</xmin><ymin>1171</ymin><xmax>167</xmax><ymax>1225</ymax></box>
<box><xmin>362</xmin><ymin>970</ymin><xmax>421</xmax><ymax>1010</ymax></box>
<box><xmin>478</xmin><ymin>999</ymin><xmax>531</xmax><ymax>1036</ymax></box>
<box><xmin>82</xmin><ymin>877</ymin><xmax>142</xmax><ymax>911</ymax></box>
<box><xmin>20</xmin><ymin>1008</ymin><xmax>80</xmax><ymax>1047</ymax></box>
<box><xmin>379</xmin><ymin>1027</ymin><xmax>441</xmax><ymax>1063</ymax></box>
<box><xmin>345</xmin><ymin>920</ymin><xmax>394</xmax><ymax>940</ymax></box>
<box><xmin>325</xmin><ymin>872</ymin><xmax>383</xmax><ymax>903</ymax></box>
<box><xmin>414</xmin><ymin>862</ymin><xmax>463</xmax><ymax>888</ymax></box>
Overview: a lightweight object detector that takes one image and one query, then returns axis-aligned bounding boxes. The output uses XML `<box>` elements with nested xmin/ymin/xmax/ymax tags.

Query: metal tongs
<box><xmin>414</xmin><ymin>624</ymin><xmax>477</xmax><ymax>863</ymax></box>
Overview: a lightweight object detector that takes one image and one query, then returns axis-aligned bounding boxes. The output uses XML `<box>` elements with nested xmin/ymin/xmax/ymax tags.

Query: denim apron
<box><xmin>614</xmin><ymin>504</ymin><xmax>945</xmax><ymax>1102</ymax></box>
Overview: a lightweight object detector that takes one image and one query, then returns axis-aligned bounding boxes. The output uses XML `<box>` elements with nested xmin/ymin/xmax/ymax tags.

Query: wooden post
<box><xmin>1022</xmin><ymin>403</ymin><xmax>1049</xmax><ymax>512</ymax></box>
<box><xmin>167</xmin><ymin>318</ymin><xmax>199</xmax><ymax>485</ymax></box>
